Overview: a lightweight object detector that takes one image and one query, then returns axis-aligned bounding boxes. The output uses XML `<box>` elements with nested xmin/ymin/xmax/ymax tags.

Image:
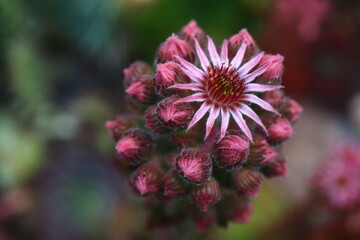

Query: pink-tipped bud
<box><xmin>190</xmin><ymin>178</ymin><xmax>221</xmax><ymax>212</ymax></box>
<box><xmin>144</xmin><ymin>105</ymin><xmax>168</xmax><ymax>134</ymax></box>
<box><xmin>232</xmin><ymin>168</ymin><xmax>264</xmax><ymax>196</ymax></box>
<box><xmin>115</xmin><ymin>128</ymin><xmax>154</xmax><ymax>166</ymax></box>
<box><xmin>228</xmin><ymin>29</ymin><xmax>258</xmax><ymax>60</ymax></box>
<box><xmin>262</xmin><ymin>153</ymin><xmax>288</xmax><ymax>177</ymax></box>
<box><xmin>123</xmin><ymin>61</ymin><xmax>153</xmax><ymax>88</ymax></box>
<box><xmin>131</xmin><ymin>162</ymin><xmax>164</xmax><ymax>195</ymax></box>
<box><xmin>256</xmin><ymin>54</ymin><xmax>284</xmax><ymax>85</ymax></box>
<box><xmin>262</xmin><ymin>90</ymin><xmax>284</xmax><ymax>109</ymax></box>
<box><xmin>157</xmin><ymin>35</ymin><xmax>195</xmax><ymax>63</ymax></box>
<box><xmin>247</xmin><ymin>136</ymin><xmax>277</xmax><ymax>167</ymax></box>
<box><xmin>280</xmin><ymin>97</ymin><xmax>303</xmax><ymax>123</ymax></box>
<box><xmin>267</xmin><ymin>117</ymin><xmax>293</xmax><ymax>142</ymax></box>
<box><xmin>176</xmin><ymin>148</ymin><xmax>212</xmax><ymax>184</ymax></box>
<box><xmin>223</xmin><ymin>192</ymin><xmax>253</xmax><ymax>224</ymax></box>
<box><xmin>179</xmin><ymin>20</ymin><xmax>206</xmax><ymax>44</ymax></box>
<box><xmin>154</xmin><ymin>61</ymin><xmax>190</xmax><ymax>96</ymax></box>
<box><xmin>162</xmin><ymin>168</ymin><xmax>189</xmax><ymax>198</ymax></box>
<box><xmin>125</xmin><ymin>75</ymin><xmax>156</xmax><ymax>105</ymax></box>
<box><xmin>105</xmin><ymin>116</ymin><xmax>135</xmax><ymax>141</ymax></box>
<box><xmin>192</xmin><ymin>208</ymin><xmax>217</xmax><ymax>232</ymax></box>
<box><xmin>213</xmin><ymin>130</ymin><xmax>250</xmax><ymax>170</ymax></box>
<box><xmin>157</xmin><ymin>96</ymin><xmax>194</xmax><ymax>129</ymax></box>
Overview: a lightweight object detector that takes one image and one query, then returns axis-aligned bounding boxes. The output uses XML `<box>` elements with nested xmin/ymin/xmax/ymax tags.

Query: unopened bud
<box><xmin>162</xmin><ymin>168</ymin><xmax>189</xmax><ymax>198</ymax></box>
<box><xmin>262</xmin><ymin>153</ymin><xmax>288</xmax><ymax>177</ymax></box>
<box><xmin>123</xmin><ymin>61</ymin><xmax>153</xmax><ymax>88</ymax></box>
<box><xmin>157</xmin><ymin>35</ymin><xmax>195</xmax><ymax>63</ymax></box>
<box><xmin>105</xmin><ymin>116</ymin><xmax>135</xmax><ymax>141</ymax></box>
<box><xmin>179</xmin><ymin>20</ymin><xmax>206</xmax><ymax>44</ymax></box>
<box><xmin>232</xmin><ymin>168</ymin><xmax>264</xmax><ymax>196</ymax></box>
<box><xmin>228</xmin><ymin>29</ymin><xmax>258</xmax><ymax>61</ymax></box>
<box><xmin>267</xmin><ymin>117</ymin><xmax>293</xmax><ymax>142</ymax></box>
<box><xmin>176</xmin><ymin>148</ymin><xmax>212</xmax><ymax>184</ymax></box>
<box><xmin>131</xmin><ymin>162</ymin><xmax>164</xmax><ymax>195</ymax></box>
<box><xmin>247</xmin><ymin>136</ymin><xmax>277</xmax><ymax>167</ymax></box>
<box><xmin>190</xmin><ymin>178</ymin><xmax>221</xmax><ymax>212</ymax></box>
<box><xmin>262</xmin><ymin>90</ymin><xmax>284</xmax><ymax>109</ymax></box>
<box><xmin>144</xmin><ymin>105</ymin><xmax>168</xmax><ymax>134</ymax></box>
<box><xmin>125</xmin><ymin>75</ymin><xmax>156</xmax><ymax>105</ymax></box>
<box><xmin>256</xmin><ymin>54</ymin><xmax>284</xmax><ymax>85</ymax></box>
<box><xmin>280</xmin><ymin>97</ymin><xmax>303</xmax><ymax>123</ymax></box>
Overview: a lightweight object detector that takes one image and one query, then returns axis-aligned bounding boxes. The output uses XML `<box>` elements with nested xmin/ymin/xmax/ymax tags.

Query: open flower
<box><xmin>170</xmin><ymin>37</ymin><xmax>282</xmax><ymax>141</ymax></box>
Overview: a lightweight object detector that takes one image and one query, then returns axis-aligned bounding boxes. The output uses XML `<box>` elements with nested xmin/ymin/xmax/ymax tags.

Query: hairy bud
<box><xmin>157</xmin><ymin>35</ymin><xmax>195</xmax><ymax>63</ymax></box>
<box><xmin>262</xmin><ymin>153</ymin><xmax>288</xmax><ymax>177</ymax></box>
<box><xmin>280</xmin><ymin>97</ymin><xmax>303</xmax><ymax>123</ymax></box>
<box><xmin>131</xmin><ymin>162</ymin><xmax>164</xmax><ymax>195</ymax></box>
<box><xmin>162</xmin><ymin>168</ymin><xmax>189</xmax><ymax>198</ymax></box>
<box><xmin>179</xmin><ymin>20</ymin><xmax>206</xmax><ymax>44</ymax></box>
<box><xmin>257</xmin><ymin>54</ymin><xmax>284</xmax><ymax>85</ymax></box>
<box><xmin>144</xmin><ymin>105</ymin><xmax>168</xmax><ymax>134</ymax></box>
<box><xmin>190</xmin><ymin>178</ymin><xmax>221</xmax><ymax>212</ymax></box>
<box><xmin>247</xmin><ymin>136</ymin><xmax>277</xmax><ymax>167</ymax></box>
<box><xmin>125</xmin><ymin>75</ymin><xmax>156</xmax><ymax>105</ymax></box>
<box><xmin>105</xmin><ymin>116</ymin><xmax>135</xmax><ymax>141</ymax></box>
<box><xmin>228</xmin><ymin>29</ymin><xmax>258</xmax><ymax>60</ymax></box>
<box><xmin>123</xmin><ymin>61</ymin><xmax>153</xmax><ymax>88</ymax></box>
<box><xmin>267</xmin><ymin>117</ymin><xmax>293</xmax><ymax>143</ymax></box>
<box><xmin>232</xmin><ymin>168</ymin><xmax>264</xmax><ymax>196</ymax></box>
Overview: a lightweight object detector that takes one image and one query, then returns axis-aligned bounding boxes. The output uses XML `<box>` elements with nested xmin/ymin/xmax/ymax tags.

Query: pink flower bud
<box><xmin>125</xmin><ymin>75</ymin><xmax>156</xmax><ymax>105</ymax></box>
<box><xmin>115</xmin><ymin>128</ymin><xmax>154</xmax><ymax>166</ymax></box>
<box><xmin>154</xmin><ymin>61</ymin><xmax>190</xmax><ymax>96</ymax></box>
<box><xmin>191</xmin><ymin>208</ymin><xmax>217</xmax><ymax>232</ymax></box>
<box><xmin>262</xmin><ymin>153</ymin><xmax>288</xmax><ymax>177</ymax></box>
<box><xmin>123</xmin><ymin>61</ymin><xmax>153</xmax><ymax>88</ymax></box>
<box><xmin>157</xmin><ymin>96</ymin><xmax>194</xmax><ymax>129</ymax></box>
<box><xmin>190</xmin><ymin>178</ymin><xmax>221</xmax><ymax>212</ymax></box>
<box><xmin>228</xmin><ymin>29</ymin><xmax>258</xmax><ymax>60</ymax></box>
<box><xmin>176</xmin><ymin>148</ymin><xmax>212</xmax><ymax>184</ymax></box>
<box><xmin>157</xmin><ymin>35</ymin><xmax>195</xmax><ymax>63</ymax></box>
<box><xmin>232</xmin><ymin>168</ymin><xmax>264</xmax><ymax>196</ymax></box>
<box><xmin>144</xmin><ymin>105</ymin><xmax>168</xmax><ymax>134</ymax></box>
<box><xmin>280</xmin><ymin>97</ymin><xmax>303</xmax><ymax>123</ymax></box>
<box><xmin>162</xmin><ymin>168</ymin><xmax>189</xmax><ymax>198</ymax></box>
<box><xmin>262</xmin><ymin>90</ymin><xmax>284</xmax><ymax>109</ymax></box>
<box><xmin>213</xmin><ymin>130</ymin><xmax>250</xmax><ymax>170</ymax></box>
<box><xmin>105</xmin><ymin>116</ymin><xmax>135</xmax><ymax>141</ymax></box>
<box><xmin>256</xmin><ymin>54</ymin><xmax>284</xmax><ymax>85</ymax></box>
<box><xmin>247</xmin><ymin>136</ymin><xmax>277</xmax><ymax>167</ymax></box>
<box><xmin>179</xmin><ymin>20</ymin><xmax>206</xmax><ymax>44</ymax></box>
<box><xmin>267</xmin><ymin>117</ymin><xmax>293</xmax><ymax>142</ymax></box>
<box><xmin>223</xmin><ymin>192</ymin><xmax>253</xmax><ymax>224</ymax></box>
<box><xmin>131</xmin><ymin>162</ymin><xmax>164</xmax><ymax>195</ymax></box>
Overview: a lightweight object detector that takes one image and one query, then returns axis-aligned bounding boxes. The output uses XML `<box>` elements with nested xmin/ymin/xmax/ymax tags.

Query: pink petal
<box><xmin>219</xmin><ymin>107</ymin><xmax>230</xmax><ymax>142</ymax></box>
<box><xmin>195</xmin><ymin>39</ymin><xmax>211</xmax><ymax>72</ymax></box>
<box><xmin>230</xmin><ymin>42</ymin><xmax>247</xmax><ymax>69</ymax></box>
<box><xmin>230</xmin><ymin>109</ymin><xmax>253</xmax><ymax>142</ymax></box>
<box><xmin>175</xmin><ymin>56</ymin><xmax>205</xmax><ymax>83</ymax></box>
<box><xmin>205</xmin><ymin>106</ymin><xmax>220</xmax><ymax>139</ymax></box>
<box><xmin>175</xmin><ymin>93</ymin><xmax>207</xmax><ymax>103</ymax></box>
<box><xmin>245</xmin><ymin>83</ymin><xmax>283</xmax><ymax>93</ymax></box>
<box><xmin>221</xmin><ymin>40</ymin><xmax>229</xmax><ymax>65</ymax></box>
<box><xmin>238</xmin><ymin>52</ymin><xmax>264</xmax><ymax>76</ymax></box>
<box><xmin>237</xmin><ymin>103</ymin><xmax>268</xmax><ymax>135</ymax></box>
<box><xmin>207</xmin><ymin>36</ymin><xmax>221</xmax><ymax>66</ymax></box>
<box><xmin>241</xmin><ymin>94</ymin><xmax>279</xmax><ymax>114</ymax></box>
<box><xmin>168</xmin><ymin>83</ymin><xmax>204</xmax><ymax>91</ymax></box>
<box><xmin>187</xmin><ymin>102</ymin><xmax>211</xmax><ymax>130</ymax></box>
<box><xmin>243</xmin><ymin>63</ymin><xmax>271</xmax><ymax>84</ymax></box>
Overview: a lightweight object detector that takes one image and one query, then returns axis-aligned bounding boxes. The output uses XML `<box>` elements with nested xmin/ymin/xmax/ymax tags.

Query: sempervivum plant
<box><xmin>106</xmin><ymin>20</ymin><xmax>302</xmax><ymax>231</ymax></box>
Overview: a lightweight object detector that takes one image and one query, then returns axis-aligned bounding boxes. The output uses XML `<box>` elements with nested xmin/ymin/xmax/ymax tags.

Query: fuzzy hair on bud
<box><xmin>247</xmin><ymin>136</ymin><xmax>277</xmax><ymax>167</ymax></box>
<box><xmin>131</xmin><ymin>162</ymin><xmax>164</xmax><ymax>195</ymax></box>
<box><xmin>262</xmin><ymin>90</ymin><xmax>285</xmax><ymax>109</ymax></box>
<box><xmin>179</xmin><ymin>20</ymin><xmax>206</xmax><ymax>44</ymax></box>
<box><xmin>157</xmin><ymin>35</ymin><xmax>195</xmax><ymax>63</ymax></box>
<box><xmin>262</xmin><ymin>153</ymin><xmax>288</xmax><ymax>177</ymax></box>
<box><xmin>267</xmin><ymin>117</ymin><xmax>293</xmax><ymax>142</ymax></box>
<box><xmin>144</xmin><ymin>105</ymin><xmax>168</xmax><ymax>134</ymax></box>
<box><xmin>125</xmin><ymin>75</ymin><xmax>156</xmax><ymax>105</ymax></box>
<box><xmin>123</xmin><ymin>61</ymin><xmax>153</xmax><ymax>88</ymax></box>
<box><xmin>256</xmin><ymin>54</ymin><xmax>284</xmax><ymax>85</ymax></box>
<box><xmin>105</xmin><ymin>116</ymin><xmax>135</xmax><ymax>141</ymax></box>
<box><xmin>280</xmin><ymin>97</ymin><xmax>303</xmax><ymax>123</ymax></box>
<box><xmin>190</xmin><ymin>178</ymin><xmax>221</xmax><ymax>212</ymax></box>
<box><xmin>232</xmin><ymin>168</ymin><xmax>264</xmax><ymax>196</ymax></box>
<box><xmin>162</xmin><ymin>168</ymin><xmax>189</xmax><ymax>198</ymax></box>
<box><xmin>228</xmin><ymin>29</ymin><xmax>258</xmax><ymax>60</ymax></box>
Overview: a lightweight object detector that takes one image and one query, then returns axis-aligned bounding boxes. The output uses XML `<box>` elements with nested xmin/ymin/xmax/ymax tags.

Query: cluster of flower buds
<box><xmin>106</xmin><ymin>20</ymin><xmax>302</xmax><ymax>231</ymax></box>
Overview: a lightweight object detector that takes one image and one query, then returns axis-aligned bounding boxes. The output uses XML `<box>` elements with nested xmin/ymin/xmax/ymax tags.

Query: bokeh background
<box><xmin>0</xmin><ymin>0</ymin><xmax>359</xmax><ymax>239</ymax></box>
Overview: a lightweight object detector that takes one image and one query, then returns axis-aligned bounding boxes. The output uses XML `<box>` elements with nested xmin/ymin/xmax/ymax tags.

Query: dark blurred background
<box><xmin>0</xmin><ymin>0</ymin><xmax>359</xmax><ymax>239</ymax></box>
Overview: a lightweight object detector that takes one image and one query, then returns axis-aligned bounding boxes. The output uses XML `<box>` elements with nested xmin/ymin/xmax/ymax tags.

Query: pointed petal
<box><xmin>241</xmin><ymin>94</ymin><xmax>279</xmax><ymax>114</ymax></box>
<box><xmin>221</xmin><ymin>40</ymin><xmax>229</xmax><ymax>65</ymax></box>
<box><xmin>230</xmin><ymin>109</ymin><xmax>253</xmax><ymax>142</ymax></box>
<box><xmin>207</xmin><ymin>36</ymin><xmax>221</xmax><ymax>66</ymax></box>
<box><xmin>243</xmin><ymin>63</ymin><xmax>271</xmax><ymax>84</ymax></box>
<box><xmin>175</xmin><ymin>56</ymin><xmax>205</xmax><ymax>83</ymax></box>
<box><xmin>187</xmin><ymin>102</ymin><xmax>211</xmax><ymax>130</ymax></box>
<box><xmin>205</xmin><ymin>106</ymin><xmax>220</xmax><ymax>139</ymax></box>
<box><xmin>195</xmin><ymin>39</ymin><xmax>211</xmax><ymax>72</ymax></box>
<box><xmin>230</xmin><ymin>42</ymin><xmax>247</xmax><ymax>69</ymax></box>
<box><xmin>174</xmin><ymin>93</ymin><xmax>207</xmax><ymax>103</ymax></box>
<box><xmin>219</xmin><ymin>107</ymin><xmax>230</xmax><ymax>142</ymax></box>
<box><xmin>245</xmin><ymin>83</ymin><xmax>283</xmax><ymax>93</ymax></box>
<box><xmin>168</xmin><ymin>83</ymin><xmax>204</xmax><ymax>91</ymax></box>
<box><xmin>237</xmin><ymin>103</ymin><xmax>268</xmax><ymax>135</ymax></box>
<box><xmin>238</xmin><ymin>52</ymin><xmax>264</xmax><ymax>76</ymax></box>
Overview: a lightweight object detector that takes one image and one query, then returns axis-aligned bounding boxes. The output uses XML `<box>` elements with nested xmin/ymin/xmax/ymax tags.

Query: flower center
<box><xmin>206</xmin><ymin>64</ymin><xmax>245</xmax><ymax>105</ymax></box>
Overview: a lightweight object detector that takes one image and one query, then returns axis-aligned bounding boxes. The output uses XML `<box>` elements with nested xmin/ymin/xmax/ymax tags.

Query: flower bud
<box><xmin>115</xmin><ymin>128</ymin><xmax>154</xmax><ymax>166</ymax></box>
<box><xmin>131</xmin><ymin>162</ymin><xmax>164</xmax><ymax>195</ymax></box>
<box><xmin>262</xmin><ymin>153</ymin><xmax>288</xmax><ymax>177</ymax></box>
<box><xmin>247</xmin><ymin>136</ymin><xmax>277</xmax><ymax>167</ymax></box>
<box><xmin>228</xmin><ymin>29</ymin><xmax>258</xmax><ymax>61</ymax></box>
<box><xmin>123</xmin><ymin>61</ymin><xmax>153</xmax><ymax>88</ymax></box>
<box><xmin>179</xmin><ymin>20</ymin><xmax>206</xmax><ymax>44</ymax></box>
<box><xmin>157</xmin><ymin>35</ymin><xmax>195</xmax><ymax>63</ymax></box>
<box><xmin>223</xmin><ymin>192</ymin><xmax>253</xmax><ymax>224</ymax></box>
<box><xmin>261</xmin><ymin>90</ymin><xmax>284</xmax><ymax>109</ymax></box>
<box><xmin>256</xmin><ymin>54</ymin><xmax>284</xmax><ymax>85</ymax></box>
<box><xmin>191</xmin><ymin>208</ymin><xmax>217</xmax><ymax>232</ymax></box>
<box><xmin>280</xmin><ymin>97</ymin><xmax>303</xmax><ymax>123</ymax></box>
<box><xmin>157</xmin><ymin>96</ymin><xmax>194</xmax><ymax>129</ymax></box>
<box><xmin>144</xmin><ymin>105</ymin><xmax>168</xmax><ymax>134</ymax></box>
<box><xmin>213</xmin><ymin>130</ymin><xmax>250</xmax><ymax>170</ymax></box>
<box><xmin>176</xmin><ymin>148</ymin><xmax>212</xmax><ymax>184</ymax></box>
<box><xmin>105</xmin><ymin>116</ymin><xmax>135</xmax><ymax>141</ymax></box>
<box><xmin>232</xmin><ymin>168</ymin><xmax>264</xmax><ymax>196</ymax></box>
<box><xmin>267</xmin><ymin>117</ymin><xmax>293</xmax><ymax>143</ymax></box>
<box><xmin>190</xmin><ymin>178</ymin><xmax>221</xmax><ymax>212</ymax></box>
<box><xmin>154</xmin><ymin>61</ymin><xmax>190</xmax><ymax>96</ymax></box>
<box><xmin>125</xmin><ymin>75</ymin><xmax>156</xmax><ymax>105</ymax></box>
<box><xmin>162</xmin><ymin>168</ymin><xmax>189</xmax><ymax>198</ymax></box>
